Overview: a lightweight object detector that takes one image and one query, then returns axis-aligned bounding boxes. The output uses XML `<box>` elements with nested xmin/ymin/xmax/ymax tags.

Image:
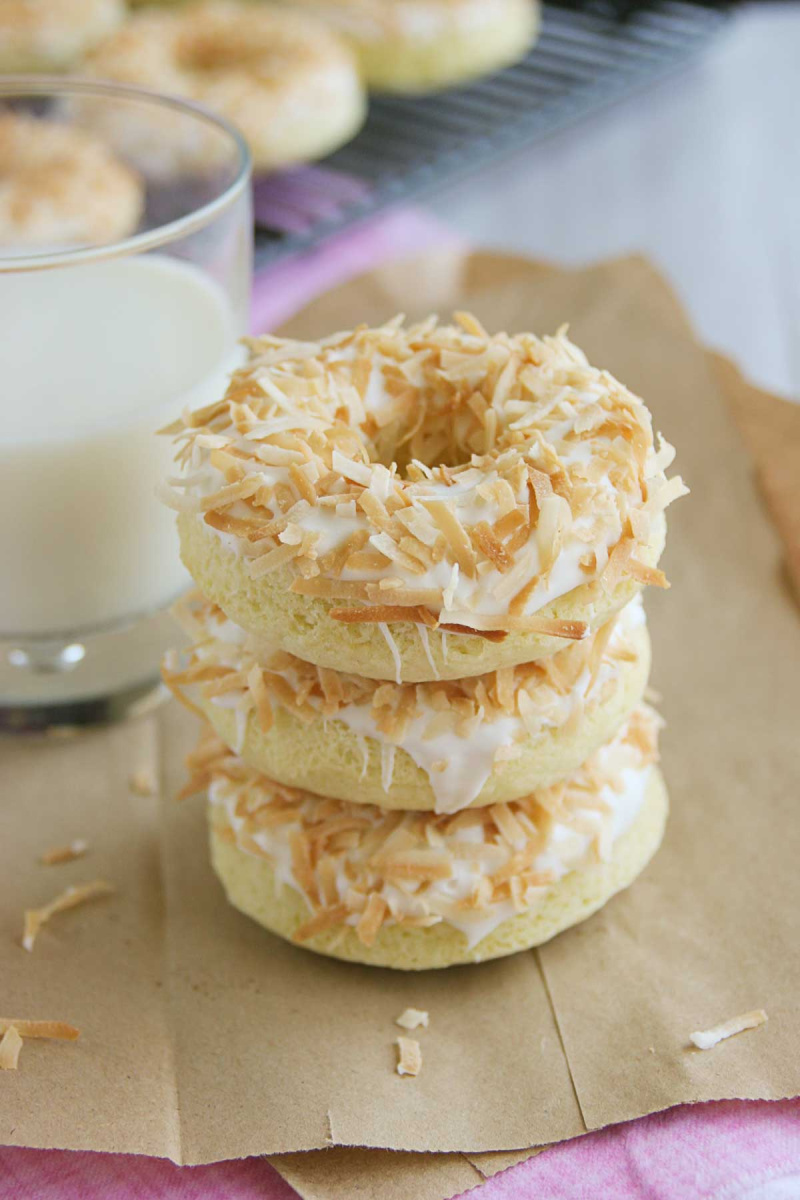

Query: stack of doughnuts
<box><xmin>162</xmin><ymin>314</ymin><xmax>687</xmax><ymax>969</ymax></box>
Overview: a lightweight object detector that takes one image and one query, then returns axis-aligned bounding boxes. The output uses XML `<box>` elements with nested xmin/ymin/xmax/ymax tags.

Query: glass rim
<box><xmin>0</xmin><ymin>75</ymin><xmax>252</xmax><ymax>273</ymax></box>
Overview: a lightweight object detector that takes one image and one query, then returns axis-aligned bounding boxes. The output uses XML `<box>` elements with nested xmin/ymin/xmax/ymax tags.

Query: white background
<box><xmin>429</xmin><ymin>2</ymin><xmax>800</xmax><ymax>403</ymax></box>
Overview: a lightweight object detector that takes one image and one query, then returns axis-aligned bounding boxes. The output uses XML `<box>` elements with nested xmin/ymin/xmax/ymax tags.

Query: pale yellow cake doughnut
<box><xmin>81</xmin><ymin>1</ymin><xmax>367</xmax><ymax>172</ymax></box>
<box><xmin>198</xmin><ymin>707</ymin><xmax>665</xmax><ymax>969</ymax></box>
<box><xmin>286</xmin><ymin>0</ymin><xmax>540</xmax><ymax>94</ymax></box>
<box><xmin>177</xmin><ymin>507</ymin><xmax>664</xmax><ymax>682</ymax></box>
<box><xmin>0</xmin><ymin>113</ymin><xmax>143</xmax><ymax>249</ymax></box>
<box><xmin>0</xmin><ymin>0</ymin><xmax>124</xmax><ymax>73</ymax></box>
<box><xmin>164</xmin><ymin>316</ymin><xmax>685</xmax><ymax>682</ymax></box>
<box><xmin>166</xmin><ymin>593</ymin><xmax>651</xmax><ymax>812</ymax></box>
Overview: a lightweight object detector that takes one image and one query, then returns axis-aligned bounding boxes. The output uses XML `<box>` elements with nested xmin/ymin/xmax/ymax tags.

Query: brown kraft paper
<box><xmin>1</xmin><ymin>254</ymin><xmax>798</xmax><ymax>1197</ymax></box>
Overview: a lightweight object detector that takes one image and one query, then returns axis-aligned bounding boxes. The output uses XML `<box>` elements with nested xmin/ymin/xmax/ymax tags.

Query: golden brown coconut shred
<box><xmin>160</xmin><ymin>317</ymin><xmax>687</xmax><ymax>632</ymax></box>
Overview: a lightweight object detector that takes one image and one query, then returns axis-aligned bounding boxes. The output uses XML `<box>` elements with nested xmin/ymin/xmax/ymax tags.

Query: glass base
<box><xmin>0</xmin><ymin>678</ymin><xmax>167</xmax><ymax>734</ymax></box>
<box><xmin>1</xmin><ymin>603</ymin><xmax>183</xmax><ymax>732</ymax></box>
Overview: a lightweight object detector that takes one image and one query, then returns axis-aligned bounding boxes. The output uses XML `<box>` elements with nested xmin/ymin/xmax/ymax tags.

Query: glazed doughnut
<box><xmin>197</xmin><ymin>705</ymin><xmax>666</xmax><ymax>969</ymax></box>
<box><xmin>81</xmin><ymin>1</ymin><xmax>367</xmax><ymax>172</ymax></box>
<box><xmin>0</xmin><ymin>0</ymin><xmax>124</xmax><ymax>73</ymax></box>
<box><xmin>0</xmin><ymin>113</ymin><xmax>143</xmax><ymax>249</ymax></box>
<box><xmin>163</xmin><ymin>315</ymin><xmax>686</xmax><ymax>683</ymax></box>
<box><xmin>165</xmin><ymin>592</ymin><xmax>651</xmax><ymax>813</ymax></box>
<box><xmin>288</xmin><ymin>0</ymin><xmax>540</xmax><ymax>93</ymax></box>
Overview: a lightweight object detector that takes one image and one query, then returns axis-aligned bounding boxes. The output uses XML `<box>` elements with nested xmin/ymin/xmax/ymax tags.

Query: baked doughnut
<box><xmin>81</xmin><ymin>1</ymin><xmax>367</xmax><ymax>172</ymax></box>
<box><xmin>0</xmin><ymin>0</ymin><xmax>124</xmax><ymax>73</ymax></box>
<box><xmin>0</xmin><ymin>113</ymin><xmax>143</xmax><ymax>249</ymax></box>
<box><xmin>197</xmin><ymin>705</ymin><xmax>666</xmax><ymax>969</ymax></box>
<box><xmin>288</xmin><ymin>0</ymin><xmax>540</xmax><ymax>93</ymax></box>
<box><xmin>163</xmin><ymin>315</ymin><xmax>686</xmax><ymax>682</ymax></box>
<box><xmin>165</xmin><ymin>592</ymin><xmax>650</xmax><ymax>813</ymax></box>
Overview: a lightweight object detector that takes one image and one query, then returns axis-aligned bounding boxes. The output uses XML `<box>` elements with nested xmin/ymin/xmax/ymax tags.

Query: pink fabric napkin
<box><xmin>4</xmin><ymin>1098</ymin><xmax>800</xmax><ymax>1199</ymax></box>
<box><xmin>4</xmin><ymin>208</ymin><xmax>798</xmax><ymax>1200</ymax></box>
<box><xmin>250</xmin><ymin>205</ymin><xmax>464</xmax><ymax>334</ymax></box>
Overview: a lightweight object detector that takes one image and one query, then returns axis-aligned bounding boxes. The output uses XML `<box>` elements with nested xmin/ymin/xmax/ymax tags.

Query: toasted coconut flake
<box><xmin>292</xmin><ymin>576</ymin><xmax>372</xmax><ymax>601</ymax></box>
<box><xmin>690</xmin><ymin>1010</ymin><xmax>767</xmax><ymax>1050</ymax></box>
<box><xmin>396</xmin><ymin>1036</ymin><xmax>422</xmax><ymax>1077</ymax></box>
<box><xmin>423</xmin><ymin>501</ymin><xmax>477</xmax><ymax>578</ymax></box>
<box><xmin>438</xmin><ymin>622</ymin><xmax>508</xmax><ymax>643</ymax></box>
<box><xmin>247</xmin><ymin>665</ymin><xmax>274</xmax><ymax>734</ymax></box>
<box><xmin>356</xmin><ymin>893</ymin><xmax>388</xmax><ymax>947</ymax></box>
<box><xmin>471</xmin><ymin>522</ymin><xmax>512</xmax><ymax>572</ymax></box>
<box><xmin>40</xmin><ymin>839</ymin><xmax>88</xmax><ymax>866</ymax></box>
<box><xmin>396</xmin><ymin>1008</ymin><xmax>429</xmax><ymax>1031</ymax></box>
<box><xmin>0</xmin><ymin>1027</ymin><xmax>22</xmax><ymax>1070</ymax></box>
<box><xmin>454</xmin><ymin>311</ymin><xmax>487</xmax><ymax>337</ymax></box>
<box><xmin>331</xmin><ymin>605</ymin><xmax>437</xmax><ymax>627</ymax></box>
<box><xmin>628</xmin><ymin>558</ymin><xmax>670</xmax><ymax>589</ymax></box>
<box><xmin>22</xmin><ymin>881</ymin><xmax>114</xmax><ymax>952</ymax></box>
<box><xmin>0</xmin><ymin>1018</ymin><xmax>79</xmax><ymax>1041</ymax></box>
<box><xmin>374</xmin><ymin>849</ymin><xmax>453</xmax><ymax>882</ymax></box>
<box><xmin>602</xmin><ymin>537</ymin><xmax>634</xmax><ymax>591</ymax></box>
<box><xmin>248</xmin><ymin>542</ymin><xmax>299</xmax><ymax>579</ymax></box>
<box><xmin>293</xmin><ymin>904</ymin><xmax>350</xmax><ymax>943</ymax></box>
<box><xmin>198</xmin><ymin>475</ymin><xmax>261</xmax><ymax>512</ymax></box>
<box><xmin>129</xmin><ymin>768</ymin><xmax>156</xmax><ymax>797</ymax></box>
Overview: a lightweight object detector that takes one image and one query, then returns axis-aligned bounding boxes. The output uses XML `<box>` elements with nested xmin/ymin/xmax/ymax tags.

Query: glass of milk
<box><xmin>0</xmin><ymin>79</ymin><xmax>251</xmax><ymax>730</ymax></box>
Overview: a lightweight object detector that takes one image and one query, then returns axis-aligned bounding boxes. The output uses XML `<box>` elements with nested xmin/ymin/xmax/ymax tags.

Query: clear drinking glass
<box><xmin>0</xmin><ymin>79</ymin><xmax>251</xmax><ymax>731</ymax></box>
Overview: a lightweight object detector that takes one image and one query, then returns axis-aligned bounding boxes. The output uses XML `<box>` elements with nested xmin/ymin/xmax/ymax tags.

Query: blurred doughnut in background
<box><xmin>281</xmin><ymin>0</ymin><xmax>541</xmax><ymax>93</ymax></box>
<box><xmin>0</xmin><ymin>0</ymin><xmax>126</xmax><ymax>73</ymax></box>
<box><xmin>0</xmin><ymin>111</ymin><xmax>143</xmax><ymax>248</ymax></box>
<box><xmin>80</xmin><ymin>1</ymin><xmax>367</xmax><ymax>171</ymax></box>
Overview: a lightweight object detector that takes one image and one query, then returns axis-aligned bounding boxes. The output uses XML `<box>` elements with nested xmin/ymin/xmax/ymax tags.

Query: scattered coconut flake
<box><xmin>396</xmin><ymin>1036</ymin><xmax>422</xmax><ymax>1077</ymax></box>
<box><xmin>22</xmin><ymin>881</ymin><xmax>114</xmax><ymax>952</ymax></box>
<box><xmin>396</xmin><ymin>1008</ymin><xmax>429</xmax><ymax>1031</ymax></box>
<box><xmin>40</xmin><ymin>839</ymin><xmax>88</xmax><ymax>866</ymax></box>
<box><xmin>690</xmin><ymin>1010</ymin><xmax>768</xmax><ymax>1050</ymax></box>
<box><xmin>0</xmin><ymin>1018</ymin><xmax>80</xmax><ymax>1041</ymax></box>
<box><xmin>0</xmin><ymin>1027</ymin><xmax>22</xmax><ymax>1070</ymax></box>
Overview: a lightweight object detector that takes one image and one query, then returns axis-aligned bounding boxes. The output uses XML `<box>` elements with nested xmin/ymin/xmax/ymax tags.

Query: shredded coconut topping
<box><xmin>162</xmin><ymin>316</ymin><xmax>686</xmax><ymax>634</ymax></box>
<box><xmin>194</xmin><ymin>706</ymin><xmax>661</xmax><ymax>948</ymax></box>
<box><xmin>165</xmin><ymin>591</ymin><xmax>647</xmax><ymax>812</ymax></box>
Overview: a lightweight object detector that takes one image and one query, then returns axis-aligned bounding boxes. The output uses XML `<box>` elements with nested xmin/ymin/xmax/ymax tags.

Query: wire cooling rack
<box><xmin>253</xmin><ymin>1</ymin><xmax>729</xmax><ymax>267</ymax></box>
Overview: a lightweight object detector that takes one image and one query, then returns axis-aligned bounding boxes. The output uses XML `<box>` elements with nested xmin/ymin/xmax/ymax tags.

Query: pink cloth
<box><xmin>250</xmin><ymin>206</ymin><xmax>464</xmax><ymax>333</ymax></box>
<box><xmin>4</xmin><ymin>1100</ymin><xmax>800</xmax><ymax>1199</ymax></box>
<box><xmin>4</xmin><ymin>210</ymin><xmax>797</xmax><ymax>1199</ymax></box>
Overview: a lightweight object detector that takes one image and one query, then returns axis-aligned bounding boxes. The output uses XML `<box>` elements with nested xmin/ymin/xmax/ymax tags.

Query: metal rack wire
<box><xmin>253</xmin><ymin>1</ymin><xmax>729</xmax><ymax>267</ymax></box>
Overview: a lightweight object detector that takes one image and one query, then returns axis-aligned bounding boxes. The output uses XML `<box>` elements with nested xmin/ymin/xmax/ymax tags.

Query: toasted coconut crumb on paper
<box><xmin>396</xmin><ymin>1008</ymin><xmax>429</xmax><ymax>1031</ymax></box>
<box><xmin>22</xmin><ymin>881</ymin><xmax>114</xmax><ymax>952</ymax></box>
<box><xmin>129</xmin><ymin>768</ymin><xmax>157</xmax><ymax>796</ymax></box>
<box><xmin>396</xmin><ymin>1036</ymin><xmax>423</xmax><ymax>1077</ymax></box>
<box><xmin>0</xmin><ymin>1027</ymin><xmax>22</xmax><ymax>1070</ymax></box>
<box><xmin>0</xmin><ymin>1018</ymin><xmax>79</xmax><ymax>1041</ymax></box>
<box><xmin>40</xmin><ymin>839</ymin><xmax>89</xmax><ymax>866</ymax></box>
<box><xmin>690</xmin><ymin>1009</ymin><xmax>768</xmax><ymax>1050</ymax></box>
